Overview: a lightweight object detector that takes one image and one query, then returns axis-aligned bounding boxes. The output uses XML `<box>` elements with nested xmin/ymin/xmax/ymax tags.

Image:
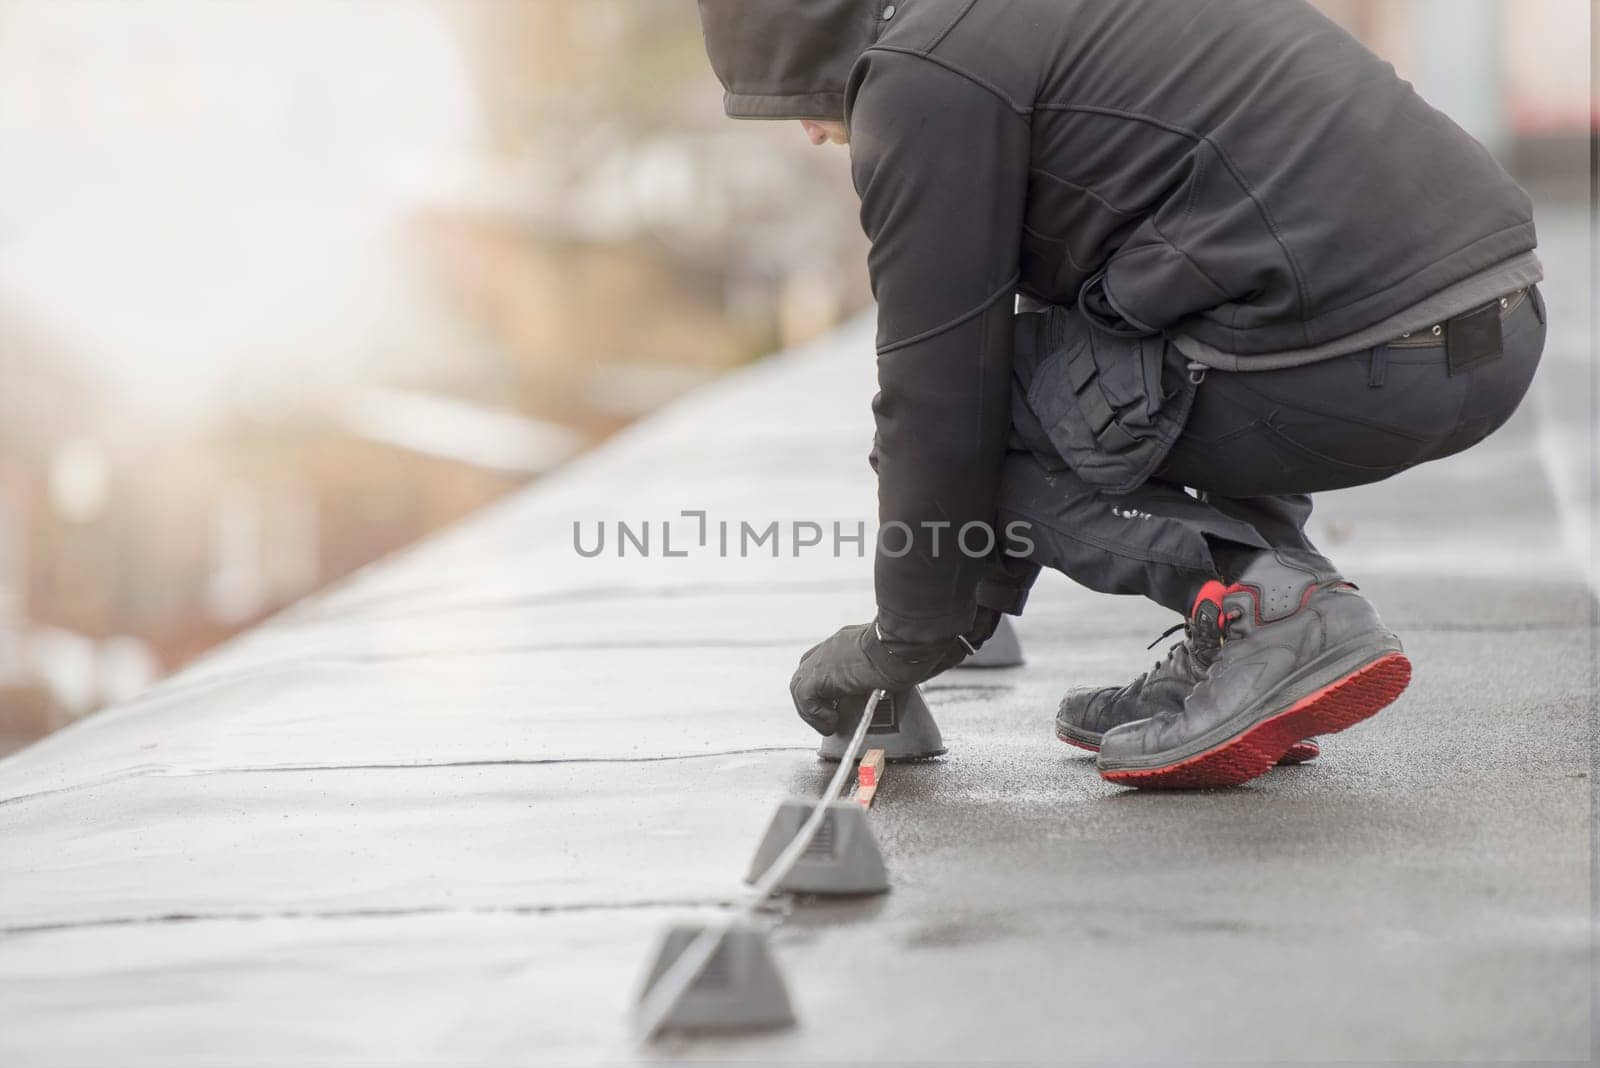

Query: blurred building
<box><xmin>0</xmin><ymin>0</ymin><xmax>870</xmax><ymax>750</ymax></box>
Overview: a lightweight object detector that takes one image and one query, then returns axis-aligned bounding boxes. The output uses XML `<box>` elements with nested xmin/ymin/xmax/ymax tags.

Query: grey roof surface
<box><xmin>1</xmin><ymin>203</ymin><xmax>1595</xmax><ymax>1065</ymax></box>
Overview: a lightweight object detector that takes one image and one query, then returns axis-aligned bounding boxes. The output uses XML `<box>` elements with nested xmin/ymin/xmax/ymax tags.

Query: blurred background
<box><xmin>0</xmin><ymin>0</ymin><xmax>1591</xmax><ymax>755</ymax></box>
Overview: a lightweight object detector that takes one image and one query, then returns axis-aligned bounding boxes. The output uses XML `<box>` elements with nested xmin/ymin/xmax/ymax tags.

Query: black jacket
<box><xmin>699</xmin><ymin>0</ymin><xmax>1538</xmax><ymax>643</ymax></box>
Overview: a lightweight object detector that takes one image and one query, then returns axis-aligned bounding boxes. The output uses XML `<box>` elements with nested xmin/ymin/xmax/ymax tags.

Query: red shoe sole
<box><xmin>1279</xmin><ymin>739</ymin><xmax>1320</xmax><ymax>764</ymax></box>
<box><xmin>1100</xmin><ymin>652</ymin><xmax>1410</xmax><ymax>790</ymax></box>
<box><xmin>1059</xmin><ymin>732</ymin><xmax>1320</xmax><ymax>765</ymax></box>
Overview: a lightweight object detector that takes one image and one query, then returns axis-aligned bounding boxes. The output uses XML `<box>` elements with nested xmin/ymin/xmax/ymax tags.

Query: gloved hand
<box><xmin>788</xmin><ymin>621</ymin><xmax>972</xmax><ymax>736</ymax></box>
<box><xmin>966</xmin><ymin>607</ymin><xmax>1003</xmax><ymax>650</ymax></box>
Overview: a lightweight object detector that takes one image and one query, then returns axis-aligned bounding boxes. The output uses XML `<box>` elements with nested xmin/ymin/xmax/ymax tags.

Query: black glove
<box><xmin>966</xmin><ymin>607</ymin><xmax>1003</xmax><ymax>650</ymax></box>
<box><xmin>788</xmin><ymin>622</ymin><xmax>969</xmax><ymax>736</ymax></box>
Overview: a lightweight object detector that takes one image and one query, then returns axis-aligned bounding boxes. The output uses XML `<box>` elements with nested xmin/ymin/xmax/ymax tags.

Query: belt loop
<box><xmin>1367</xmin><ymin>344</ymin><xmax>1389</xmax><ymax>389</ymax></box>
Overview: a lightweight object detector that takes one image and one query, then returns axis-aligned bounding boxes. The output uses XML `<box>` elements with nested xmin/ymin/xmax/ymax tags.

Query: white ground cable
<box><xmin>635</xmin><ymin>690</ymin><xmax>882</xmax><ymax>1041</ymax></box>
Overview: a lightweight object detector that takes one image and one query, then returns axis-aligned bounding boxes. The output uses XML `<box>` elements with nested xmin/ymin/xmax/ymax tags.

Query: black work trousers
<box><xmin>998</xmin><ymin>287</ymin><xmax>1547</xmax><ymax>615</ymax></box>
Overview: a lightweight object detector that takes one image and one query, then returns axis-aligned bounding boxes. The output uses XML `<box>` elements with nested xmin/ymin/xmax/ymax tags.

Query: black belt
<box><xmin>1387</xmin><ymin>288</ymin><xmax>1527</xmax><ymax>377</ymax></box>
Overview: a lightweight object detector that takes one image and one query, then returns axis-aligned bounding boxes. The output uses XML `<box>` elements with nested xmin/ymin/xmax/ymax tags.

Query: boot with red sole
<box><xmin>1055</xmin><ymin>600</ymin><xmax>1319</xmax><ymax>765</ymax></box>
<box><xmin>1097</xmin><ymin>551</ymin><xmax>1409</xmax><ymax>789</ymax></box>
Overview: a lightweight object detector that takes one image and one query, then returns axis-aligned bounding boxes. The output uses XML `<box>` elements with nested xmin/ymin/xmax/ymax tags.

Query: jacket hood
<box><xmin>697</xmin><ymin>0</ymin><xmax>882</xmax><ymax>121</ymax></box>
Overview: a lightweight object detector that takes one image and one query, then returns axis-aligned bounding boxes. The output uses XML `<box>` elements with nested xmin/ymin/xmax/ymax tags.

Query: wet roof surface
<box><xmin>2</xmin><ymin>206</ymin><xmax>1594</xmax><ymax>1064</ymax></box>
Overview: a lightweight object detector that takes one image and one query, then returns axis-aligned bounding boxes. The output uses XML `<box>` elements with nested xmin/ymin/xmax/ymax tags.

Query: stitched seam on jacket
<box><xmin>877</xmin><ymin>273</ymin><xmax>1022</xmax><ymax>354</ymax></box>
<box><xmin>1145</xmin><ymin>218</ymin><xmax>1232</xmax><ymax>302</ymax></box>
<box><xmin>1028</xmin><ymin>168</ymin><xmax>1139</xmax><ymax>217</ymax></box>
<box><xmin>1033</xmin><ymin>103</ymin><xmax>1313</xmax><ymax>341</ymax></box>
<box><xmin>1021</xmin><ymin>224</ymin><xmax>1095</xmax><ymax>274</ymax></box>
<box><xmin>1182</xmin><ymin>147</ymin><xmax>1208</xmax><ymax>225</ymax></box>
<box><xmin>864</xmin><ymin>45</ymin><xmax>1031</xmax><ymax>114</ymax></box>
<box><xmin>1195</xmin><ymin>143</ymin><xmax>1310</xmax><ymax>346</ymax></box>
<box><xmin>926</xmin><ymin>0</ymin><xmax>982</xmax><ymax>52</ymax></box>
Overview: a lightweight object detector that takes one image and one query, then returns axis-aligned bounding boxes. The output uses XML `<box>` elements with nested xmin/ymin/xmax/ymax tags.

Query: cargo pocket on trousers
<box><xmin>1022</xmin><ymin>309</ymin><xmax>1195</xmax><ymax>496</ymax></box>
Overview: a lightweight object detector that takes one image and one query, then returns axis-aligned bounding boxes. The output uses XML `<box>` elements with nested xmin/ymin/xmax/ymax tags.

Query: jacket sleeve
<box><xmin>846</xmin><ymin>51</ymin><xmax>1030</xmax><ymax>644</ymax></box>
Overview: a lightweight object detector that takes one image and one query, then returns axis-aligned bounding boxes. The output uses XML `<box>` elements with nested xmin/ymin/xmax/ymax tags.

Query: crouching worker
<box><xmin>695</xmin><ymin>0</ymin><xmax>1544</xmax><ymax>788</ymax></box>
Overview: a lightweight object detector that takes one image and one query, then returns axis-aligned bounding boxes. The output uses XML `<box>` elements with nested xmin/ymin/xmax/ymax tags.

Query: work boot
<box><xmin>1097</xmin><ymin>550</ymin><xmax>1410</xmax><ymax>789</ymax></box>
<box><xmin>1055</xmin><ymin>610</ymin><xmax>1319</xmax><ymax>764</ymax></box>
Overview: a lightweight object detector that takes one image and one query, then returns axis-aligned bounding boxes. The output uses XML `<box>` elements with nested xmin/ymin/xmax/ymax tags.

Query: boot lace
<box><xmin>1134</xmin><ymin>623</ymin><xmax>1198</xmax><ymax>686</ymax></box>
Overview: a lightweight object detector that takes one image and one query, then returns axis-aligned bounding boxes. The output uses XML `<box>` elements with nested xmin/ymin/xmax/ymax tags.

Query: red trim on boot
<box><xmin>1191</xmin><ymin>580</ymin><xmax>1230</xmax><ymax>618</ymax></box>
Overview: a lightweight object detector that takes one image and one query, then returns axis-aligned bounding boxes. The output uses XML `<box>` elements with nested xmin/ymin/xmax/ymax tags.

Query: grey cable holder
<box><xmin>635</xmin><ymin>922</ymin><xmax>795</xmax><ymax>1033</ymax></box>
<box><xmin>635</xmin><ymin>691</ymin><xmax>884</xmax><ymax>1040</ymax></box>
<box><xmin>745</xmin><ymin>799</ymin><xmax>889</xmax><ymax>895</ymax></box>
<box><xmin>818</xmin><ymin>686</ymin><xmax>945</xmax><ymax>763</ymax></box>
<box><xmin>959</xmin><ymin>616</ymin><xmax>1025</xmax><ymax>669</ymax></box>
